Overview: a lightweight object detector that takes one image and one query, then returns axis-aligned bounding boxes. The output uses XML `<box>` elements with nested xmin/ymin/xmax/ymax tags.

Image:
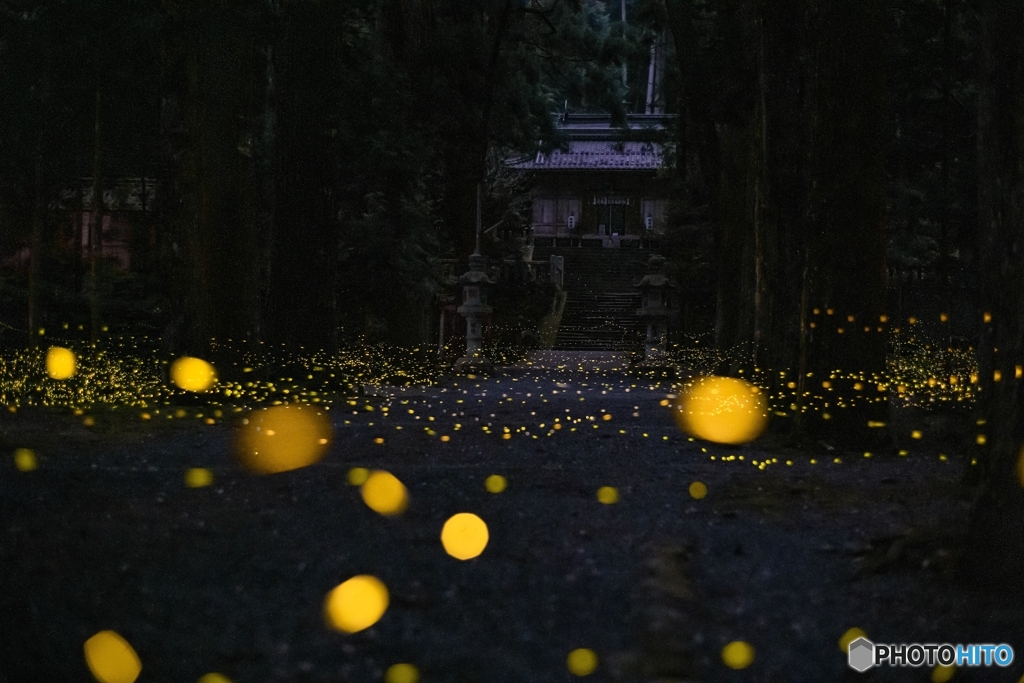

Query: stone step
<box><xmin>534</xmin><ymin>245</ymin><xmax>659</xmax><ymax>351</ymax></box>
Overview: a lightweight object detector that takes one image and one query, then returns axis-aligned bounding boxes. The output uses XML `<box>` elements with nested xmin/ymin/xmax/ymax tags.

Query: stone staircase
<box><xmin>533</xmin><ymin>246</ymin><xmax>652</xmax><ymax>351</ymax></box>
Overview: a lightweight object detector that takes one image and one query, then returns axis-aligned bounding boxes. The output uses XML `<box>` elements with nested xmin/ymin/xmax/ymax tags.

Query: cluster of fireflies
<box><xmin>4</xmin><ymin>328</ymin><xmax>1016</xmax><ymax>681</ymax></box>
<box><xmin>0</xmin><ymin>320</ymin><xmax>992</xmax><ymax>420</ymax></box>
<box><xmin>0</xmin><ymin>336</ymin><xmax>448</xmax><ymax>411</ymax></box>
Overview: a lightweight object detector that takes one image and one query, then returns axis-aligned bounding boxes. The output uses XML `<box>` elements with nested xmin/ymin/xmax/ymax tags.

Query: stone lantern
<box><xmin>635</xmin><ymin>254</ymin><xmax>675</xmax><ymax>360</ymax></box>
<box><xmin>453</xmin><ymin>184</ymin><xmax>497</xmax><ymax>371</ymax></box>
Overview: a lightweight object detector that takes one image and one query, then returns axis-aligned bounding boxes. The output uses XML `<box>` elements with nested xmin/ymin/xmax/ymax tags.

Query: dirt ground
<box><xmin>1</xmin><ymin>352</ymin><xmax>1022</xmax><ymax>683</ymax></box>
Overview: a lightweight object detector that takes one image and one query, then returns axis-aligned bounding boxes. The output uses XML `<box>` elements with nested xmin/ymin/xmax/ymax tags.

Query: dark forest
<box><xmin>1</xmin><ymin>1</ymin><xmax>1024</xmax><ymax>681</ymax></box>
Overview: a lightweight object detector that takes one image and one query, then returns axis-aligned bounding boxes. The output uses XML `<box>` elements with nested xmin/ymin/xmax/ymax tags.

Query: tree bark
<box><xmin>750</xmin><ymin>0</ymin><xmax>808</xmax><ymax>379</ymax></box>
<box><xmin>89</xmin><ymin>87</ymin><xmax>103</xmax><ymax>349</ymax></box>
<box><xmin>800</xmin><ymin>0</ymin><xmax>889</xmax><ymax>445</ymax></box>
<box><xmin>268</xmin><ymin>1</ymin><xmax>340</xmax><ymax>350</ymax></box>
<box><xmin>28</xmin><ymin>136</ymin><xmax>43</xmax><ymax>349</ymax></box>
<box><xmin>964</xmin><ymin>0</ymin><xmax>1024</xmax><ymax>591</ymax></box>
<box><xmin>165</xmin><ymin>6</ymin><xmax>267</xmax><ymax>355</ymax></box>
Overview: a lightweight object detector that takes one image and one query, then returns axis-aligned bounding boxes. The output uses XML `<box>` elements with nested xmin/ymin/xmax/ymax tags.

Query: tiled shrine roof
<box><xmin>508</xmin><ymin>113</ymin><xmax>672</xmax><ymax>172</ymax></box>
<box><xmin>510</xmin><ymin>140</ymin><xmax>663</xmax><ymax>171</ymax></box>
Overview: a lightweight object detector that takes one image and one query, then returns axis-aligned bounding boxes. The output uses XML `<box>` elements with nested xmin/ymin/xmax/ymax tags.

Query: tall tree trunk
<box><xmin>751</xmin><ymin>0</ymin><xmax>808</xmax><ymax>380</ymax></box>
<box><xmin>713</xmin><ymin>121</ymin><xmax>755</xmax><ymax>361</ymax></box>
<box><xmin>801</xmin><ymin>0</ymin><xmax>889</xmax><ymax>445</ymax></box>
<box><xmin>938</xmin><ymin>0</ymin><xmax>953</xmax><ymax>347</ymax></box>
<box><xmin>251</xmin><ymin>16</ymin><xmax>278</xmax><ymax>350</ymax></box>
<box><xmin>269</xmin><ymin>1</ymin><xmax>339</xmax><ymax>350</ymax></box>
<box><xmin>89</xmin><ymin>87</ymin><xmax>103</xmax><ymax>349</ymax></box>
<box><xmin>28</xmin><ymin>136</ymin><xmax>43</xmax><ymax>349</ymax></box>
<box><xmin>166</xmin><ymin>6</ymin><xmax>266</xmax><ymax>355</ymax></box>
<box><xmin>965</xmin><ymin>0</ymin><xmax>1024</xmax><ymax>591</ymax></box>
<box><xmin>663</xmin><ymin>0</ymin><xmax>719</xmax><ymax>211</ymax></box>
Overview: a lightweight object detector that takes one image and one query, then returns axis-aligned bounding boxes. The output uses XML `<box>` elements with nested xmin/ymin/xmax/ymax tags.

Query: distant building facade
<box><xmin>67</xmin><ymin>178</ymin><xmax>156</xmax><ymax>272</ymax></box>
<box><xmin>510</xmin><ymin>113</ymin><xmax>673</xmax><ymax>247</ymax></box>
<box><xmin>1</xmin><ymin>178</ymin><xmax>154</xmax><ymax>272</ymax></box>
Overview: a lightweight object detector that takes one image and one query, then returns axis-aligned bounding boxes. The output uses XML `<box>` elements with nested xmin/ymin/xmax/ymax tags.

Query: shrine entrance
<box><xmin>593</xmin><ymin>197</ymin><xmax>629</xmax><ymax>237</ymax></box>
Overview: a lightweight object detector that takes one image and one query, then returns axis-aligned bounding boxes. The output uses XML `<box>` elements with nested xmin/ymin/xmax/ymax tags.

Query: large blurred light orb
<box><xmin>361</xmin><ymin>470</ymin><xmax>408</xmax><ymax>515</ymax></box>
<box><xmin>596</xmin><ymin>486</ymin><xmax>619</xmax><ymax>504</ymax></box>
<box><xmin>170</xmin><ymin>356</ymin><xmax>217</xmax><ymax>392</ymax></box>
<box><xmin>46</xmin><ymin>346</ymin><xmax>76</xmax><ymax>379</ymax></box>
<box><xmin>1017</xmin><ymin>447</ymin><xmax>1024</xmax><ymax>488</ymax></box>
<box><xmin>197</xmin><ymin>674</ymin><xmax>232</xmax><ymax>683</ymax></box>
<box><xmin>184</xmin><ymin>468</ymin><xmax>213</xmax><ymax>488</ymax></box>
<box><xmin>675</xmin><ymin>377</ymin><xmax>768</xmax><ymax>445</ymax></box>
<box><xmin>839</xmin><ymin>627</ymin><xmax>866</xmax><ymax>653</ymax></box>
<box><xmin>721</xmin><ymin>640</ymin><xmax>754</xmax><ymax>669</ymax></box>
<box><xmin>83</xmin><ymin>630</ymin><xmax>141</xmax><ymax>683</ymax></box>
<box><xmin>236</xmin><ymin>404</ymin><xmax>331</xmax><ymax>474</ymax></box>
<box><xmin>567</xmin><ymin>648</ymin><xmax>598</xmax><ymax>676</ymax></box>
<box><xmin>441</xmin><ymin>512</ymin><xmax>489</xmax><ymax>560</ymax></box>
<box><xmin>384</xmin><ymin>663</ymin><xmax>420</xmax><ymax>683</ymax></box>
<box><xmin>485</xmin><ymin>474</ymin><xmax>507</xmax><ymax>493</ymax></box>
<box><xmin>14</xmin><ymin>448</ymin><xmax>37</xmax><ymax>472</ymax></box>
<box><xmin>324</xmin><ymin>575</ymin><xmax>389</xmax><ymax>633</ymax></box>
<box><xmin>348</xmin><ymin>467</ymin><xmax>369</xmax><ymax>486</ymax></box>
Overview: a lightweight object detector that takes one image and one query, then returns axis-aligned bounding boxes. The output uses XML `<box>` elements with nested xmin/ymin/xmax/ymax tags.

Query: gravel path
<box><xmin>1</xmin><ymin>352</ymin><xmax>1021</xmax><ymax>682</ymax></box>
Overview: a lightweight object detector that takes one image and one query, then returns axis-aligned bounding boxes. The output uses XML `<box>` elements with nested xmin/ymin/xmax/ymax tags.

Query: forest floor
<box><xmin>1</xmin><ymin>351</ymin><xmax>1022</xmax><ymax>683</ymax></box>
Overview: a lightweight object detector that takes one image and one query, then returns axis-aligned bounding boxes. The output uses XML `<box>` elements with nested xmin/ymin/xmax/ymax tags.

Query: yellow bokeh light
<box><xmin>324</xmin><ymin>575</ymin><xmax>389</xmax><ymax>633</ymax></box>
<box><xmin>83</xmin><ymin>630</ymin><xmax>142</xmax><ymax>683</ymax></box>
<box><xmin>1016</xmin><ymin>447</ymin><xmax>1024</xmax><ymax>487</ymax></box>
<box><xmin>184</xmin><ymin>468</ymin><xmax>213</xmax><ymax>488</ymax></box>
<box><xmin>596</xmin><ymin>486</ymin><xmax>619</xmax><ymax>504</ymax></box>
<box><xmin>384</xmin><ymin>663</ymin><xmax>420</xmax><ymax>683</ymax></box>
<box><xmin>839</xmin><ymin>627</ymin><xmax>866</xmax><ymax>653</ymax></box>
<box><xmin>46</xmin><ymin>346</ymin><xmax>76</xmax><ymax>379</ymax></box>
<box><xmin>931</xmin><ymin>664</ymin><xmax>956</xmax><ymax>683</ymax></box>
<box><xmin>721</xmin><ymin>640</ymin><xmax>754</xmax><ymax>669</ymax></box>
<box><xmin>675</xmin><ymin>377</ymin><xmax>768</xmax><ymax>445</ymax></box>
<box><xmin>236</xmin><ymin>404</ymin><xmax>331</xmax><ymax>474</ymax></box>
<box><xmin>485</xmin><ymin>474</ymin><xmax>507</xmax><ymax>493</ymax></box>
<box><xmin>441</xmin><ymin>512</ymin><xmax>489</xmax><ymax>560</ymax></box>
<box><xmin>348</xmin><ymin>467</ymin><xmax>369</xmax><ymax>486</ymax></box>
<box><xmin>197</xmin><ymin>674</ymin><xmax>232</xmax><ymax>683</ymax></box>
<box><xmin>14</xmin><ymin>448</ymin><xmax>37</xmax><ymax>471</ymax></box>
<box><xmin>689</xmin><ymin>481</ymin><xmax>707</xmax><ymax>500</ymax></box>
<box><xmin>567</xmin><ymin>648</ymin><xmax>598</xmax><ymax>676</ymax></box>
<box><xmin>170</xmin><ymin>356</ymin><xmax>217</xmax><ymax>392</ymax></box>
<box><xmin>361</xmin><ymin>470</ymin><xmax>408</xmax><ymax>515</ymax></box>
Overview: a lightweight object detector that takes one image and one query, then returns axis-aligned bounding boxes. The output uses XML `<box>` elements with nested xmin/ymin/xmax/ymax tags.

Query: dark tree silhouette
<box><xmin>965</xmin><ymin>0</ymin><xmax>1024</xmax><ymax>591</ymax></box>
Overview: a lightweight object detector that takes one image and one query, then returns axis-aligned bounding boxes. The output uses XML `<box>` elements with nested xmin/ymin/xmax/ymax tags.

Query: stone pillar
<box><xmin>635</xmin><ymin>255</ymin><xmax>675</xmax><ymax>361</ymax></box>
<box><xmin>454</xmin><ymin>252</ymin><xmax>495</xmax><ymax>370</ymax></box>
<box><xmin>549</xmin><ymin>255</ymin><xmax>564</xmax><ymax>290</ymax></box>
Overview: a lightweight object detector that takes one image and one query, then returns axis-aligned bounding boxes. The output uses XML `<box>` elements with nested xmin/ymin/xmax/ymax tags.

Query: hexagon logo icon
<box><xmin>848</xmin><ymin>637</ymin><xmax>875</xmax><ymax>672</ymax></box>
